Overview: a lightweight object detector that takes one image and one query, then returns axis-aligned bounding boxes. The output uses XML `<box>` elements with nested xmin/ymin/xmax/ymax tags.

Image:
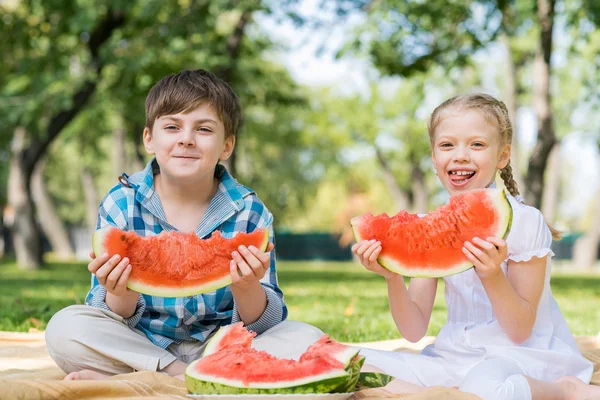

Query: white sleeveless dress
<box><xmin>357</xmin><ymin>195</ymin><xmax>593</xmax><ymax>387</ymax></box>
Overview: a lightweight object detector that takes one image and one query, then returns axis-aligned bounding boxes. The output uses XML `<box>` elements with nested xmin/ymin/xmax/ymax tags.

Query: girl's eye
<box><xmin>472</xmin><ymin>142</ymin><xmax>485</xmax><ymax>147</ymax></box>
<box><xmin>440</xmin><ymin>143</ymin><xmax>453</xmax><ymax>148</ymax></box>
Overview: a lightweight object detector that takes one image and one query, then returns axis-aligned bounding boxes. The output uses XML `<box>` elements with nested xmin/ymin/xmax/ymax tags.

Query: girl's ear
<box><xmin>496</xmin><ymin>143</ymin><xmax>511</xmax><ymax>169</ymax></box>
<box><xmin>143</xmin><ymin>127</ymin><xmax>154</xmax><ymax>155</ymax></box>
<box><xmin>220</xmin><ymin>135</ymin><xmax>236</xmax><ymax>161</ymax></box>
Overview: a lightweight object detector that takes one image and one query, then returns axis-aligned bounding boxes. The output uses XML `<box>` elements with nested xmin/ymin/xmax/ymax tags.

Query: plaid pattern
<box><xmin>86</xmin><ymin>159</ymin><xmax>287</xmax><ymax>349</ymax></box>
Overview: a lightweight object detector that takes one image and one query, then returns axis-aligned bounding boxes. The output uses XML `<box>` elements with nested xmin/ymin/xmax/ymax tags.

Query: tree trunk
<box><xmin>572</xmin><ymin>189</ymin><xmax>600</xmax><ymax>269</ymax></box>
<box><xmin>80</xmin><ymin>166</ymin><xmax>99</xmax><ymax>232</ymax></box>
<box><xmin>374</xmin><ymin>146</ymin><xmax>410</xmax><ymax>211</ymax></box>
<box><xmin>0</xmin><ymin>205</ymin><xmax>4</xmax><ymax>258</ymax></box>
<box><xmin>9</xmin><ymin>10</ymin><xmax>125</xmax><ymax>269</ymax></box>
<box><xmin>32</xmin><ymin>156</ymin><xmax>74</xmax><ymax>259</ymax></box>
<box><xmin>8</xmin><ymin>128</ymin><xmax>43</xmax><ymax>269</ymax></box>
<box><xmin>130</xmin><ymin>123</ymin><xmax>145</xmax><ymax>172</ymax></box>
<box><xmin>411</xmin><ymin>164</ymin><xmax>428</xmax><ymax>214</ymax></box>
<box><xmin>500</xmin><ymin>33</ymin><xmax>524</xmax><ymax>191</ymax></box>
<box><xmin>215</xmin><ymin>5</ymin><xmax>252</xmax><ymax>177</ymax></box>
<box><xmin>541</xmin><ymin>142</ymin><xmax>561</xmax><ymax>223</ymax></box>
<box><xmin>113</xmin><ymin>127</ymin><xmax>126</xmax><ymax>178</ymax></box>
<box><xmin>525</xmin><ymin>0</ymin><xmax>556</xmax><ymax>209</ymax></box>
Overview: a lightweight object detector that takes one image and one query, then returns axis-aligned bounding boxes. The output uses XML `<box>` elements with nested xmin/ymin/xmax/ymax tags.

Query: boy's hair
<box><xmin>145</xmin><ymin>69</ymin><xmax>243</xmax><ymax>138</ymax></box>
<box><xmin>428</xmin><ymin>93</ymin><xmax>561</xmax><ymax>240</ymax></box>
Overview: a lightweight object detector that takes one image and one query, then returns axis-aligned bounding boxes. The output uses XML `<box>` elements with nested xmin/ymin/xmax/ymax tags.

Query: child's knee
<box><xmin>276</xmin><ymin>320</ymin><xmax>324</xmax><ymax>339</ymax></box>
<box><xmin>459</xmin><ymin>359</ymin><xmax>532</xmax><ymax>400</ymax></box>
<box><xmin>45</xmin><ymin>306</ymin><xmax>92</xmax><ymax>372</ymax></box>
<box><xmin>46</xmin><ymin>306</ymin><xmax>84</xmax><ymax>349</ymax></box>
<box><xmin>252</xmin><ymin>320</ymin><xmax>324</xmax><ymax>360</ymax></box>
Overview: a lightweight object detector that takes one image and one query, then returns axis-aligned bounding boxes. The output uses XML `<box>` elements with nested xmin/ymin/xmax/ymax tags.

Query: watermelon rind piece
<box><xmin>91</xmin><ymin>227</ymin><xmax>270</xmax><ymax>297</ymax></box>
<box><xmin>185</xmin><ymin>366</ymin><xmax>351</xmax><ymax>395</ymax></box>
<box><xmin>354</xmin><ymin>372</ymin><xmax>395</xmax><ymax>390</ymax></box>
<box><xmin>331</xmin><ymin>355</ymin><xmax>365</xmax><ymax>393</ymax></box>
<box><xmin>351</xmin><ymin>189</ymin><xmax>513</xmax><ymax>278</ymax></box>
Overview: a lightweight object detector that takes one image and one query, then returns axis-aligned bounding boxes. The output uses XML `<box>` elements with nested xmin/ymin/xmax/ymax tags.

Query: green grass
<box><xmin>1</xmin><ymin>259</ymin><xmax>599</xmax><ymax>341</ymax></box>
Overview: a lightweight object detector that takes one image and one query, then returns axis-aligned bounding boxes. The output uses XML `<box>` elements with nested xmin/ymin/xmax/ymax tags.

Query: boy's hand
<box><xmin>230</xmin><ymin>242</ymin><xmax>275</xmax><ymax>290</ymax></box>
<box><xmin>351</xmin><ymin>239</ymin><xmax>397</xmax><ymax>280</ymax></box>
<box><xmin>88</xmin><ymin>250</ymin><xmax>135</xmax><ymax>297</ymax></box>
<box><xmin>462</xmin><ymin>236</ymin><xmax>508</xmax><ymax>280</ymax></box>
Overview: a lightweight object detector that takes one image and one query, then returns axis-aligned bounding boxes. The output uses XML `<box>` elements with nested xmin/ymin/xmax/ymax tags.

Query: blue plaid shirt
<box><xmin>85</xmin><ymin>159</ymin><xmax>287</xmax><ymax>349</ymax></box>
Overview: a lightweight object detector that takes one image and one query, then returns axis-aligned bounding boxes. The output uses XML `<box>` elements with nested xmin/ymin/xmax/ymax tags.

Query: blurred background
<box><xmin>1</xmin><ymin>0</ymin><xmax>599</xmax><ymax>271</ymax></box>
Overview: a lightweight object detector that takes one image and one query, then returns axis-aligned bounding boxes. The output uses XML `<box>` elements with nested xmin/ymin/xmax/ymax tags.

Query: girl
<box><xmin>352</xmin><ymin>93</ymin><xmax>599</xmax><ymax>400</ymax></box>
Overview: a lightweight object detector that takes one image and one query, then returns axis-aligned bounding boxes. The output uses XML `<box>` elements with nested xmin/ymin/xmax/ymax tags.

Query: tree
<box><xmin>1</xmin><ymin>2</ymin><xmax>125</xmax><ymax>268</ymax></box>
<box><xmin>1</xmin><ymin>0</ymin><xmax>304</xmax><ymax>267</ymax></box>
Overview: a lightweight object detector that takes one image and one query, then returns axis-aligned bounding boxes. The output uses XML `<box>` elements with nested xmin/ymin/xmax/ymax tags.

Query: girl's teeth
<box><xmin>452</xmin><ymin>171</ymin><xmax>474</xmax><ymax>176</ymax></box>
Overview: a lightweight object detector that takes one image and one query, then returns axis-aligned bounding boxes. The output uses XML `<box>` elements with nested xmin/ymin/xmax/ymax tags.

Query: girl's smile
<box><xmin>431</xmin><ymin>109</ymin><xmax>510</xmax><ymax>196</ymax></box>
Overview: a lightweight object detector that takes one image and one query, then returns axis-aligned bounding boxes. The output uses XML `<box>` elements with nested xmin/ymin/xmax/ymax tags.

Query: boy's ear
<box><xmin>496</xmin><ymin>143</ymin><xmax>511</xmax><ymax>169</ymax></box>
<box><xmin>219</xmin><ymin>135</ymin><xmax>236</xmax><ymax>161</ymax></box>
<box><xmin>143</xmin><ymin>127</ymin><xmax>154</xmax><ymax>155</ymax></box>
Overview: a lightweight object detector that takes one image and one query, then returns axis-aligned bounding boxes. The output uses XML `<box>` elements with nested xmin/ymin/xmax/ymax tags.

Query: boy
<box><xmin>45</xmin><ymin>69</ymin><xmax>323</xmax><ymax>380</ymax></box>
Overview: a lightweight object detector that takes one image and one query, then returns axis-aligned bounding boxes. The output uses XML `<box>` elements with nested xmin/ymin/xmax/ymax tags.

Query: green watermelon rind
<box><xmin>355</xmin><ymin>372</ymin><xmax>395</xmax><ymax>390</ymax></box>
<box><xmin>331</xmin><ymin>355</ymin><xmax>365</xmax><ymax>393</ymax></box>
<box><xmin>351</xmin><ymin>189</ymin><xmax>513</xmax><ymax>278</ymax></box>
<box><xmin>185</xmin><ymin>367</ymin><xmax>350</xmax><ymax>394</ymax></box>
<box><xmin>91</xmin><ymin>227</ymin><xmax>270</xmax><ymax>297</ymax></box>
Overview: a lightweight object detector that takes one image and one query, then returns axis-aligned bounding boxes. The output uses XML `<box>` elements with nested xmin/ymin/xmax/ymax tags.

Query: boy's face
<box><xmin>143</xmin><ymin>103</ymin><xmax>234</xmax><ymax>183</ymax></box>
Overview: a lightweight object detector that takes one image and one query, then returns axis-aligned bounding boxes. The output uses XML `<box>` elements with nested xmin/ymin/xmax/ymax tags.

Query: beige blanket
<box><xmin>1</xmin><ymin>331</ymin><xmax>598</xmax><ymax>399</ymax></box>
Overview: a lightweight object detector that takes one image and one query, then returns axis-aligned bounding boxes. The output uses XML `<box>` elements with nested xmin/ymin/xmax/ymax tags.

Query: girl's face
<box><xmin>431</xmin><ymin>109</ymin><xmax>510</xmax><ymax>196</ymax></box>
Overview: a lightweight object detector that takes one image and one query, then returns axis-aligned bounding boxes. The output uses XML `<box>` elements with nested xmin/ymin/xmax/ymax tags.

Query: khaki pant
<box><xmin>45</xmin><ymin>305</ymin><xmax>324</xmax><ymax>375</ymax></box>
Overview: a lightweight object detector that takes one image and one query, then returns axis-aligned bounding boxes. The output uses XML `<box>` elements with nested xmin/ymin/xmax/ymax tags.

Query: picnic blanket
<box><xmin>1</xmin><ymin>331</ymin><xmax>599</xmax><ymax>400</ymax></box>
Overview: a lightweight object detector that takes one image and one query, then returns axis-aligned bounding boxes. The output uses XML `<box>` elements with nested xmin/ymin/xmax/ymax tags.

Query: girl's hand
<box><xmin>462</xmin><ymin>236</ymin><xmax>508</xmax><ymax>280</ymax></box>
<box><xmin>351</xmin><ymin>239</ymin><xmax>398</xmax><ymax>280</ymax></box>
<box><xmin>88</xmin><ymin>250</ymin><xmax>135</xmax><ymax>297</ymax></box>
<box><xmin>230</xmin><ymin>242</ymin><xmax>275</xmax><ymax>290</ymax></box>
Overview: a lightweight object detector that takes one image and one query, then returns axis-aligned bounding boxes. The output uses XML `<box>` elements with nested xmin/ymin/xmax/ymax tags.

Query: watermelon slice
<box><xmin>186</xmin><ymin>322</ymin><xmax>361</xmax><ymax>395</ymax></box>
<box><xmin>350</xmin><ymin>188</ymin><xmax>512</xmax><ymax>278</ymax></box>
<box><xmin>91</xmin><ymin>227</ymin><xmax>269</xmax><ymax>297</ymax></box>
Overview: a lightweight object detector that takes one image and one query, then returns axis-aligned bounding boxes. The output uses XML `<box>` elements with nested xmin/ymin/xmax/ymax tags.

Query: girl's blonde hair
<box><xmin>427</xmin><ymin>93</ymin><xmax>561</xmax><ymax>240</ymax></box>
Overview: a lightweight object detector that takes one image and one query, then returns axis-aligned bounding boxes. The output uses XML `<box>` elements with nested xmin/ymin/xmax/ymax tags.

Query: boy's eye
<box><xmin>439</xmin><ymin>143</ymin><xmax>453</xmax><ymax>148</ymax></box>
<box><xmin>165</xmin><ymin>125</ymin><xmax>178</xmax><ymax>130</ymax></box>
<box><xmin>197</xmin><ymin>127</ymin><xmax>213</xmax><ymax>133</ymax></box>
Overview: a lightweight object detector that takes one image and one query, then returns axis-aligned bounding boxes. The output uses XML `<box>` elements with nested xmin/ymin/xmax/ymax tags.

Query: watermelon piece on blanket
<box><xmin>91</xmin><ymin>227</ymin><xmax>269</xmax><ymax>297</ymax></box>
<box><xmin>186</xmin><ymin>322</ymin><xmax>362</xmax><ymax>394</ymax></box>
<box><xmin>350</xmin><ymin>188</ymin><xmax>512</xmax><ymax>278</ymax></box>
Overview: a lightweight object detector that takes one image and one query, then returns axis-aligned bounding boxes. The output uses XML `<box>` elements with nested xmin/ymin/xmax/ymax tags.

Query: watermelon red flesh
<box><xmin>186</xmin><ymin>323</ymin><xmax>360</xmax><ymax>394</ymax></box>
<box><xmin>203</xmin><ymin>322</ymin><xmax>255</xmax><ymax>356</ymax></box>
<box><xmin>91</xmin><ymin>228</ymin><xmax>270</xmax><ymax>297</ymax></box>
<box><xmin>300</xmin><ymin>335</ymin><xmax>362</xmax><ymax>366</ymax></box>
<box><xmin>189</xmin><ymin>347</ymin><xmax>349</xmax><ymax>390</ymax></box>
<box><xmin>351</xmin><ymin>188</ymin><xmax>512</xmax><ymax>278</ymax></box>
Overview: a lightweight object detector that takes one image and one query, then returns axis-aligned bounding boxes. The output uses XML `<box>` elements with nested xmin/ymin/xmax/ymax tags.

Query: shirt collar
<box><xmin>124</xmin><ymin>158</ymin><xmax>250</xmax><ymax>236</ymax></box>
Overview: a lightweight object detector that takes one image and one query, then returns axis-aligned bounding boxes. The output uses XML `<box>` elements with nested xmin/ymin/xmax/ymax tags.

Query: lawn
<box><xmin>1</xmin><ymin>259</ymin><xmax>599</xmax><ymax>342</ymax></box>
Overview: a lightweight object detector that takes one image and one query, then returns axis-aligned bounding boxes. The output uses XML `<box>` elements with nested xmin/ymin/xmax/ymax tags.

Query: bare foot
<box><xmin>64</xmin><ymin>369</ymin><xmax>112</xmax><ymax>380</ymax></box>
<box><xmin>555</xmin><ymin>376</ymin><xmax>600</xmax><ymax>400</ymax></box>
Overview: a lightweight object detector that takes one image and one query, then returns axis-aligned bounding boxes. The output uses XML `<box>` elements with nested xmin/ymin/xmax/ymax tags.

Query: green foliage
<box><xmin>339</xmin><ymin>0</ymin><xmax>504</xmax><ymax>77</ymax></box>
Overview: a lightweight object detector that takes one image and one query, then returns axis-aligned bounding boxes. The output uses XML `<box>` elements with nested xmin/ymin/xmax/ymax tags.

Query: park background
<box><xmin>0</xmin><ymin>0</ymin><xmax>599</xmax><ymax>341</ymax></box>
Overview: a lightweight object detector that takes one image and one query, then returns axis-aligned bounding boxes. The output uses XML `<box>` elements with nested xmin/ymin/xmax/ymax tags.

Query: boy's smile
<box><xmin>431</xmin><ymin>109</ymin><xmax>510</xmax><ymax>196</ymax></box>
<box><xmin>143</xmin><ymin>103</ymin><xmax>234</xmax><ymax>185</ymax></box>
